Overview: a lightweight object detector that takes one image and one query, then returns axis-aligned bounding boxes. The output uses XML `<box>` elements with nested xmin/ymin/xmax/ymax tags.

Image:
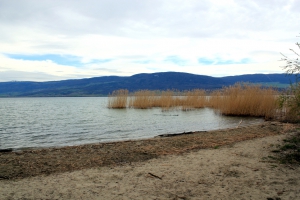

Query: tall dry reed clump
<box><xmin>128</xmin><ymin>90</ymin><xmax>157</xmax><ymax>109</ymax></box>
<box><xmin>207</xmin><ymin>90</ymin><xmax>222</xmax><ymax>109</ymax></box>
<box><xmin>211</xmin><ymin>83</ymin><xmax>278</xmax><ymax>119</ymax></box>
<box><xmin>155</xmin><ymin>90</ymin><xmax>176</xmax><ymax>111</ymax></box>
<box><xmin>128</xmin><ymin>89</ymin><xmax>208</xmax><ymax>111</ymax></box>
<box><xmin>181</xmin><ymin>89</ymin><xmax>207</xmax><ymax>111</ymax></box>
<box><xmin>107</xmin><ymin>85</ymin><xmax>279</xmax><ymax>119</ymax></box>
<box><xmin>107</xmin><ymin>89</ymin><xmax>129</xmax><ymax>109</ymax></box>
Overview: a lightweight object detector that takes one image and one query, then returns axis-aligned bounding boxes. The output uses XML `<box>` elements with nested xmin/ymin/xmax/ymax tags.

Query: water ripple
<box><xmin>0</xmin><ymin>97</ymin><xmax>264</xmax><ymax>150</ymax></box>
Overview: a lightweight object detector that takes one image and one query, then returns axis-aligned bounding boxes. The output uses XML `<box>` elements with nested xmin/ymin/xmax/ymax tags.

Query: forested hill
<box><xmin>0</xmin><ymin>72</ymin><xmax>296</xmax><ymax>97</ymax></box>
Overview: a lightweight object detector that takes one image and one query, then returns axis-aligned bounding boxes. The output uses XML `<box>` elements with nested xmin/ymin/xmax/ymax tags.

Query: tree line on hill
<box><xmin>0</xmin><ymin>72</ymin><xmax>296</xmax><ymax>97</ymax></box>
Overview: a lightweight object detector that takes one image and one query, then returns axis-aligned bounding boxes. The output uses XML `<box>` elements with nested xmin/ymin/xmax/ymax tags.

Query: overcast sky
<box><xmin>0</xmin><ymin>0</ymin><xmax>299</xmax><ymax>82</ymax></box>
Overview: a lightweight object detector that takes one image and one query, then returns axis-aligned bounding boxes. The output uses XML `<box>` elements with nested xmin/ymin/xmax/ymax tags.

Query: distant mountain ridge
<box><xmin>0</xmin><ymin>72</ymin><xmax>296</xmax><ymax>97</ymax></box>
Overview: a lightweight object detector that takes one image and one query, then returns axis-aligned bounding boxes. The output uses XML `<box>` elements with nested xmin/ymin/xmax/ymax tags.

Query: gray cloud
<box><xmin>0</xmin><ymin>0</ymin><xmax>298</xmax><ymax>81</ymax></box>
<box><xmin>0</xmin><ymin>69</ymin><xmax>111</xmax><ymax>82</ymax></box>
<box><xmin>1</xmin><ymin>0</ymin><xmax>298</xmax><ymax>40</ymax></box>
<box><xmin>0</xmin><ymin>70</ymin><xmax>68</xmax><ymax>82</ymax></box>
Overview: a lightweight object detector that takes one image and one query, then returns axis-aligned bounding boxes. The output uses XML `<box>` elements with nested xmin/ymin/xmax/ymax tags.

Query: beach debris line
<box><xmin>157</xmin><ymin>131</ymin><xmax>206</xmax><ymax>138</ymax></box>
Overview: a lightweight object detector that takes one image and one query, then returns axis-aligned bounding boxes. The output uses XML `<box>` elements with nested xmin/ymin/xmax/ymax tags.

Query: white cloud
<box><xmin>0</xmin><ymin>0</ymin><xmax>299</xmax><ymax>81</ymax></box>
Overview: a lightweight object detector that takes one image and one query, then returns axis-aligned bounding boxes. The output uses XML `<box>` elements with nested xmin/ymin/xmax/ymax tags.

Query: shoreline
<box><xmin>0</xmin><ymin>117</ymin><xmax>265</xmax><ymax>153</ymax></box>
<box><xmin>0</xmin><ymin>121</ymin><xmax>295</xmax><ymax>180</ymax></box>
<box><xmin>0</xmin><ymin>117</ymin><xmax>265</xmax><ymax>152</ymax></box>
<box><xmin>0</xmin><ymin>122</ymin><xmax>299</xmax><ymax>199</ymax></box>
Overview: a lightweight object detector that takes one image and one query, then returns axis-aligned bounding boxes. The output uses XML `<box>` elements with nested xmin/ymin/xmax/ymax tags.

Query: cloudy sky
<box><xmin>0</xmin><ymin>0</ymin><xmax>299</xmax><ymax>82</ymax></box>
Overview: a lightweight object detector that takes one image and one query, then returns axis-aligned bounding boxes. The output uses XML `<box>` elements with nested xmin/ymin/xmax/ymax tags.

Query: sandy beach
<box><xmin>1</xmin><ymin>122</ymin><xmax>299</xmax><ymax>199</ymax></box>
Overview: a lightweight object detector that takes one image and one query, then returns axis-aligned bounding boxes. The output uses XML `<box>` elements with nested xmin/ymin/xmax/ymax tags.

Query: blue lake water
<box><xmin>0</xmin><ymin>97</ymin><xmax>264</xmax><ymax>150</ymax></box>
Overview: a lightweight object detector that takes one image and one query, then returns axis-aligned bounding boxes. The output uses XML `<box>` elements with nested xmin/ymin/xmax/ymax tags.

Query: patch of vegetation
<box><xmin>108</xmin><ymin>84</ymin><xmax>279</xmax><ymax>120</ymax></box>
<box><xmin>279</xmin><ymin>35</ymin><xmax>300</xmax><ymax>122</ymax></box>
<box><xmin>272</xmin><ymin>131</ymin><xmax>300</xmax><ymax>164</ymax></box>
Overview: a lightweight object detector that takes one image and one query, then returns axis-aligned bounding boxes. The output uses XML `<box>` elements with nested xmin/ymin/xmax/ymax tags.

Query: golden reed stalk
<box><xmin>107</xmin><ymin>84</ymin><xmax>279</xmax><ymax>119</ymax></box>
<box><xmin>128</xmin><ymin>90</ymin><xmax>157</xmax><ymax>109</ymax></box>
<box><xmin>210</xmin><ymin>83</ymin><xmax>278</xmax><ymax>119</ymax></box>
<box><xmin>181</xmin><ymin>89</ymin><xmax>207</xmax><ymax>111</ymax></box>
<box><xmin>107</xmin><ymin>89</ymin><xmax>129</xmax><ymax>109</ymax></box>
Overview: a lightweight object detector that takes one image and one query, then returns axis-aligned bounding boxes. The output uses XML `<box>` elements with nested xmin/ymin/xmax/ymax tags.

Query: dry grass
<box><xmin>207</xmin><ymin>90</ymin><xmax>222</xmax><ymax>109</ymax></box>
<box><xmin>278</xmin><ymin>82</ymin><xmax>300</xmax><ymax>122</ymax></box>
<box><xmin>210</xmin><ymin>84</ymin><xmax>278</xmax><ymax>119</ymax></box>
<box><xmin>181</xmin><ymin>89</ymin><xmax>207</xmax><ymax>111</ymax></box>
<box><xmin>107</xmin><ymin>85</ymin><xmax>280</xmax><ymax>119</ymax></box>
<box><xmin>157</xmin><ymin>90</ymin><xmax>176</xmax><ymax>110</ymax></box>
<box><xmin>107</xmin><ymin>89</ymin><xmax>129</xmax><ymax>109</ymax></box>
<box><xmin>127</xmin><ymin>89</ymin><xmax>208</xmax><ymax>111</ymax></box>
<box><xmin>128</xmin><ymin>90</ymin><xmax>157</xmax><ymax>109</ymax></box>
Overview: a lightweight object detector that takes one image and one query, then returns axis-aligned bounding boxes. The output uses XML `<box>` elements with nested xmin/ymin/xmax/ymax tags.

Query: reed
<box><xmin>207</xmin><ymin>90</ymin><xmax>222</xmax><ymax>109</ymax></box>
<box><xmin>156</xmin><ymin>90</ymin><xmax>175</xmax><ymax>110</ymax></box>
<box><xmin>210</xmin><ymin>83</ymin><xmax>278</xmax><ymax>119</ymax></box>
<box><xmin>129</xmin><ymin>90</ymin><xmax>157</xmax><ymax>109</ymax></box>
<box><xmin>107</xmin><ymin>85</ymin><xmax>279</xmax><ymax>119</ymax></box>
<box><xmin>181</xmin><ymin>89</ymin><xmax>207</xmax><ymax>111</ymax></box>
<box><xmin>129</xmin><ymin>89</ymin><xmax>186</xmax><ymax>110</ymax></box>
<box><xmin>107</xmin><ymin>89</ymin><xmax>129</xmax><ymax>109</ymax></box>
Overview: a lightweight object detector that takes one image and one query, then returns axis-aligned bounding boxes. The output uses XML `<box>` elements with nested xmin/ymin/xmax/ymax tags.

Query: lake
<box><xmin>0</xmin><ymin>97</ymin><xmax>264</xmax><ymax>150</ymax></box>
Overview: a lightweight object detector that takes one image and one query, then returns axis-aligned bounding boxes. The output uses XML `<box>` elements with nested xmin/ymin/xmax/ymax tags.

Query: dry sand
<box><xmin>1</xmin><ymin>132</ymin><xmax>299</xmax><ymax>199</ymax></box>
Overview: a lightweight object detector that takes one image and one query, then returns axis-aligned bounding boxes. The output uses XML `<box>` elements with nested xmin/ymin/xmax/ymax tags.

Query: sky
<box><xmin>0</xmin><ymin>0</ymin><xmax>300</xmax><ymax>82</ymax></box>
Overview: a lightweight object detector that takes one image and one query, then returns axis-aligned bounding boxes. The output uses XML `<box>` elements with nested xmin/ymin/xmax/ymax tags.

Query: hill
<box><xmin>0</xmin><ymin>72</ymin><xmax>296</xmax><ymax>97</ymax></box>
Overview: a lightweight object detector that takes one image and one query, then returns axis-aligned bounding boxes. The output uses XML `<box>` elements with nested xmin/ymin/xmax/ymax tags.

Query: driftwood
<box><xmin>157</xmin><ymin>131</ymin><xmax>206</xmax><ymax>138</ymax></box>
<box><xmin>0</xmin><ymin>148</ymin><xmax>13</xmax><ymax>153</ymax></box>
<box><xmin>148</xmin><ymin>172</ymin><xmax>162</xmax><ymax>180</ymax></box>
